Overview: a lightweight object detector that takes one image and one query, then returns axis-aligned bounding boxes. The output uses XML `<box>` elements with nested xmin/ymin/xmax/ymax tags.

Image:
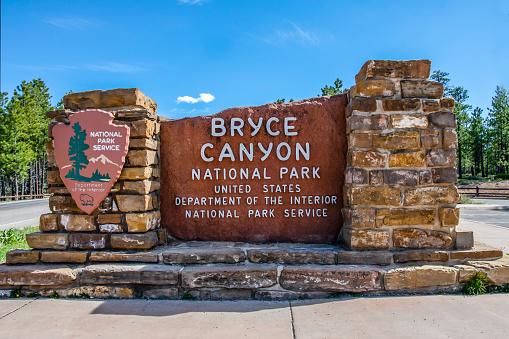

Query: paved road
<box><xmin>0</xmin><ymin>199</ymin><xmax>50</xmax><ymax>231</ymax></box>
<box><xmin>460</xmin><ymin>198</ymin><xmax>509</xmax><ymax>229</ymax></box>
<box><xmin>0</xmin><ymin>294</ymin><xmax>508</xmax><ymax>338</ymax></box>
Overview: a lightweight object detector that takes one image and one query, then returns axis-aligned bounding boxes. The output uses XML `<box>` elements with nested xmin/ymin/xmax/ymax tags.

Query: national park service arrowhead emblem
<box><xmin>53</xmin><ymin>110</ymin><xmax>130</xmax><ymax>214</ymax></box>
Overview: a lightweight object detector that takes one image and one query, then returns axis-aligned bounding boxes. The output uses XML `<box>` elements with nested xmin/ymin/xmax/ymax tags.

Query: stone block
<box><xmin>454</xmin><ymin>265</ymin><xmax>475</xmax><ymax>283</ymax></box>
<box><xmin>254</xmin><ymin>290</ymin><xmax>330</xmax><ymax>300</ymax></box>
<box><xmin>404</xmin><ymin>185</ymin><xmax>460</xmax><ymax>205</ymax></box>
<box><xmin>421</xmin><ymin>134</ymin><xmax>441</xmax><ymax>149</ymax></box>
<box><xmin>26</xmin><ymin>233</ymin><xmax>69</xmax><ymax>250</ymax></box>
<box><xmin>6</xmin><ymin>250</ymin><xmax>40</xmax><ymax>264</ymax></box>
<box><xmin>393</xmin><ymin>229</ymin><xmax>453</xmax><ymax>249</ymax></box>
<box><xmin>393</xmin><ymin>251</ymin><xmax>449</xmax><ymax>263</ymax></box>
<box><xmin>422</xmin><ymin>99</ymin><xmax>441</xmax><ymax>112</ymax></box>
<box><xmin>126</xmin><ymin>211</ymin><xmax>161</xmax><ymax>232</ymax></box>
<box><xmin>0</xmin><ymin>265</ymin><xmax>76</xmax><ymax>287</ymax></box>
<box><xmin>384</xmin><ymin>265</ymin><xmax>457</xmax><ymax>290</ymax></box>
<box><xmin>56</xmin><ymin>286</ymin><xmax>135</xmax><ymax>299</ymax></box>
<box><xmin>349</xmin><ymin>79</ymin><xmax>395</xmax><ymax>98</ymax></box>
<box><xmin>116</xmin><ymin>194</ymin><xmax>155</xmax><ymax>212</ymax></box>
<box><xmin>389</xmin><ymin>151</ymin><xmax>425</xmax><ymax>167</ymax></box>
<box><xmin>142</xmin><ymin>288</ymin><xmax>180</xmax><ymax>299</ymax></box>
<box><xmin>342</xmin><ymin>207</ymin><xmax>376</xmax><ymax>228</ymax></box>
<box><xmin>117</xmin><ymin>108</ymin><xmax>157</xmax><ymax>119</ymax></box>
<box><xmin>45</xmin><ymin>140</ymin><xmax>54</xmax><ymax>155</ymax></box>
<box><xmin>97</xmin><ymin>214</ymin><xmax>123</xmax><ymax>224</ymax></box>
<box><xmin>348</xmin><ymin>187</ymin><xmax>401</xmax><ymax>206</ymax></box>
<box><xmin>110</xmin><ymin>232</ymin><xmax>159</xmax><ymax>249</ymax></box>
<box><xmin>189</xmin><ymin>289</ymin><xmax>253</xmax><ymax>300</ymax></box>
<box><xmin>98</xmin><ymin>224</ymin><xmax>123</xmax><ymax>233</ymax></box>
<box><xmin>47</xmin><ymin>186</ymin><xmax>70</xmax><ymax>194</ymax></box>
<box><xmin>380</xmin><ymin>208</ymin><xmax>435</xmax><ymax>226</ymax></box>
<box><xmin>355</xmin><ymin>60</ymin><xmax>431</xmax><ymax>83</ymax></box>
<box><xmin>426</xmin><ymin>149</ymin><xmax>456</xmax><ymax>167</ymax></box>
<box><xmin>128</xmin><ymin>120</ymin><xmax>157</xmax><ymax>138</ymax></box>
<box><xmin>348</xmin><ymin>115</ymin><xmax>388</xmax><ymax>131</ymax></box>
<box><xmin>163</xmin><ymin>247</ymin><xmax>246</xmax><ymax>264</ymax></box>
<box><xmin>348</xmin><ymin>133</ymin><xmax>371</xmax><ymax>148</ymax></box>
<box><xmin>39</xmin><ymin>214</ymin><xmax>59</xmax><ymax>232</ymax></box>
<box><xmin>119</xmin><ymin>167</ymin><xmax>156</xmax><ymax>180</ymax></box>
<box><xmin>439</xmin><ymin>207</ymin><xmax>460</xmax><ymax>227</ymax></box>
<box><xmin>182</xmin><ymin>265</ymin><xmax>277</xmax><ymax>289</ymax></box>
<box><xmin>123</xmin><ymin>180</ymin><xmax>160</xmax><ymax>194</ymax></box>
<box><xmin>429</xmin><ymin>111</ymin><xmax>456</xmax><ymax>127</ymax></box>
<box><xmin>351</xmin><ymin>151</ymin><xmax>388</xmax><ymax>168</ymax></box>
<box><xmin>441</xmin><ymin>98</ymin><xmax>455</xmax><ymax>110</ymax></box>
<box><xmin>47</xmin><ymin>155</ymin><xmax>58</xmax><ymax>168</ymax></box>
<box><xmin>40</xmin><ymin>251</ymin><xmax>88</xmax><ymax>263</ymax></box>
<box><xmin>383</xmin><ymin>169</ymin><xmax>418</xmax><ymax>186</ymax></box>
<box><xmin>59</xmin><ymin>214</ymin><xmax>96</xmax><ymax>232</ymax></box>
<box><xmin>246</xmin><ymin>248</ymin><xmax>335</xmax><ymax>265</ymax></box>
<box><xmin>350</xmin><ymin>97</ymin><xmax>377</xmax><ymax>112</ymax></box>
<box><xmin>454</xmin><ymin>232</ymin><xmax>474</xmax><ymax>250</ymax></box>
<box><xmin>419</xmin><ymin>170</ymin><xmax>432</xmax><ymax>184</ymax></box>
<box><xmin>157</xmin><ymin>228</ymin><xmax>167</xmax><ymax>245</ymax></box>
<box><xmin>432</xmin><ymin>167</ymin><xmax>458</xmax><ymax>183</ymax></box>
<box><xmin>464</xmin><ymin>257</ymin><xmax>509</xmax><ymax>285</ymax></box>
<box><xmin>443</xmin><ymin>129</ymin><xmax>458</xmax><ymax>149</ymax></box>
<box><xmin>401</xmin><ymin>80</ymin><xmax>444</xmax><ymax>98</ymax></box>
<box><xmin>345</xmin><ymin>167</ymin><xmax>368</xmax><ymax>185</ymax></box>
<box><xmin>49</xmin><ymin>195</ymin><xmax>81</xmax><ymax>213</ymax></box>
<box><xmin>373</xmin><ymin>131</ymin><xmax>420</xmax><ymax>150</ymax></box>
<box><xmin>129</xmin><ymin>137</ymin><xmax>158</xmax><ymax>150</ymax></box>
<box><xmin>79</xmin><ymin>264</ymin><xmax>180</xmax><ymax>285</ymax></box>
<box><xmin>69</xmin><ymin>233</ymin><xmax>108</xmax><ymax>250</ymax></box>
<box><xmin>63</xmin><ymin>88</ymin><xmax>157</xmax><ymax>112</ymax></box>
<box><xmin>382</xmin><ymin>98</ymin><xmax>421</xmax><ymax>112</ymax></box>
<box><xmin>336</xmin><ymin>250</ymin><xmax>392</xmax><ymax>265</ymax></box>
<box><xmin>127</xmin><ymin>150</ymin><xmax>158</xmax><ymax>167</ymax></box>
<box><xmin>280</xmin><ymin>265</ymin><xmax>383</xmax><ymax>292</ymax></box>
<box><xmin>47</xmin><ymin>170</ymin><xmax>63</xmax><ymax>185</ymax></box>
<box><xmin>391</xmin><ymin>114</ymin><xmax>428</xmax><ymax>129</ymax></box>
<box><xmin>451</xmin><ymin>244</ymin><xmax>503</xmax><ymax>261</ymax></box>
<box><xmin>342</xmin><ymin>228</ymin><xmax>390</xmax><ymax>250</ymax></box>
<box><xmin>89</xmin><ymin>251</ymin><xmax>159</xmax><ymax>263</ymax></box>
<box><xmin>369</xmin><ymin>170</ymin><xmax>383</xmax><ymax>185</ymax></box>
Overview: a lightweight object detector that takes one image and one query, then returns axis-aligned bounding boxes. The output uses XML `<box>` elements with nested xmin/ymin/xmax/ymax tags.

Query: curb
<box><xmin>458</xmin><ymin>204</ymin><xmax>509</xmax><ymax>210</ymax></box>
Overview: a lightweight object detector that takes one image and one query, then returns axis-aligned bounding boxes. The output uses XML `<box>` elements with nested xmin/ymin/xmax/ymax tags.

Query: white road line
<box><xmin>0</xmin><ymin>218</ymin><xmax>39</xmax><ymax>227</ymax></box>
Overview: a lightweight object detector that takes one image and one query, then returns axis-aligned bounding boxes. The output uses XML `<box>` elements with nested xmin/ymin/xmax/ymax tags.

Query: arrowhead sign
<box><xmin>53</xmin><ymin>110</ymin><xmax>130</xmax><ymax>214</ymax></box>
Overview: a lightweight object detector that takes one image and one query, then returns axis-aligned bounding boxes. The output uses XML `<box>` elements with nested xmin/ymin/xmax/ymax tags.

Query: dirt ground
<box><xmin>456</xmin><ymin>179</ymin><xmax>509</xmax><ymax>197</ymax></box>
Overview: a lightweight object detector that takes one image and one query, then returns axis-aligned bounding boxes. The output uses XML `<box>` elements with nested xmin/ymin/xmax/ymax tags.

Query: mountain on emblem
<box><xmin>53</xmin><ymin>109</ymin><xmax>130</xmax><ymax>214</ymax></box>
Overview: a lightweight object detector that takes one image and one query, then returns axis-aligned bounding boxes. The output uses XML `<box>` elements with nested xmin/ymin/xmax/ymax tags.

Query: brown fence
<box><xmin>456</xmin><ymin>186</ymin><xmax>509</xmax><ymax>198</ymax></box>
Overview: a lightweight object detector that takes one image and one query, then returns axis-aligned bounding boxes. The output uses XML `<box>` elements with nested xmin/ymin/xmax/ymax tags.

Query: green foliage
<box><xmin>462</xmin><ymin>271</ymin><xmax>488</xmax><ymax>295</ymax></box>
<box><xmin>9</xmin><ymin>287</ymin><xmax>24</xmax><ymax>298</ymax></box>
<box><xmin>0</xmin><ymin>228</ymin><xmax>25</xmax><ymax>245</ymax></box>
<box><xmin>487</xmin><ymin>86</ymin><xmax>509</xmax><ymax>173</ymax></box>
<box><xmin>320</xmin><ymin>78</ymin><xmax>345</xmax><ymax>96</ymax></box>
<box><xmin>181</xmin><ymin>292</ymin><xmax>196</xmax><ymax>300</ymax></box>
<box><xmin>328</xmin><ymin>292</ymin><xmax>343</xmax><ymax>298</ymax></box>
<box><xmin>0</xmin><ymin>226</ymin><xmax>39</xmax><ymax>262</ymax></box>
<box><xmin>276</xmin><ymin>98</ymin><xmax>285</xmax><ymax>103</ymax></box>
<box><xmin>459</xmin><ymin>195</ymin><xmax>473</xmax><ymax>204</ymax></box>
<box><xmin>494</xmin><ymin>173</ymin><xmax>509</xmax><ymax>180</ymax></box>
<box><xmin>49</xmin><ymin>291</ymin><xmax>61</xmax><ymax>299</ymax></box>
<box><xmin>26</xmin><ymin>291</ymin><xmax>41</xmax><ymax>298</ymax></box>
<box><xmin>68</xmin><ymin>292</ymin><xmax>90</xmax><ymax>299</ymax></box>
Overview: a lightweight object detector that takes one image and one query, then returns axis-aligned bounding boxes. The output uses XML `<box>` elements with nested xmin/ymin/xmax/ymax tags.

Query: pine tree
<box><xmin>319</xmin><ymin>78</ymin><xmax>345</xmax><ymax>96</ymax></box>
<box><xmin>467</xmin><ymin>107</ymin><xmax>486</xmax><ymax>177</ymax></box>
<box><xmin>487</xmin><ymin>86</ymin><xmax>509</xmax><ymax>173</ymax></box>
<box><xmin>67</xmin><ymin>122</ymin><xmax>89</xmax><ymax>180</ymax></box>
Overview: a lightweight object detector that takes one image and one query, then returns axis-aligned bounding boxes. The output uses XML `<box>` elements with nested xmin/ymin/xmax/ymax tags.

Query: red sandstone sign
<box><xmin>53</xmin><ymin>110</ymin><xmax>130</xmax><ymax>214</ymax></box>
<box><xmin>161</xmin><ymin>95</ymin><xmax>348</xmax><ymax>243</ymax></box>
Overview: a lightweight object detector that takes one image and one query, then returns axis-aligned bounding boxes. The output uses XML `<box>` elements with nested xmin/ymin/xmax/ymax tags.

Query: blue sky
<box><xmin>1</xmin><ymin>0</ymin><xmax>508</xmax><ymax>119</ymax></box>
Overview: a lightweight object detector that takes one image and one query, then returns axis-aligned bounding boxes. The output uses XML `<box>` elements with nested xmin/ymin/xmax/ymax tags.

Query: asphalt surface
<box><xmin>0</xmin><ymin>199</ymin><xmax>50</xmax><ymax>231</ymax></box>
<box><xmin>460</xmin><ymin>198</ymin><xmax>509</xmax><ymax>229</ymax></box>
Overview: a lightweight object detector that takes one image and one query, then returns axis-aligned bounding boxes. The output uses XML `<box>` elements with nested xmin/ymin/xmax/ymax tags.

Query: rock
<box><xmin>439</xmin><ymin>207</ymin><xmax>460</xmax><ymax>227</ymax></box>
<box><xmin>429</xmin><ymin>111</ymin><xmax>456</xmax><ymax>127</ymax></box>
<box><xmin>348</xmin><ymin>186</ymin><xmax>401</xmax><ymax>206</ymax></box>
<box><xmin>391</xmin><ymin>114</ymin><xmax>428</xmax><ymax>129</ymax></box>
<box><xmin>421</xmin><ymin>129</ymin><xmax>441</xmax><ymax>148</ymax></box>
<box><xmin>454</xmin><ymin>231</ymin><xmax>474</xmax><ymax>250</ymax></box>
<box><xmin>400</xmin><ymin>80</ymin><xmax>444</xmax><ymax>98</ymax></box>
<box><xmin>450</xmin><ymin>243</ymin><xmax>502</xmax><ymax>261</ymax></box>
<box><xmin>125</xmin><ymin>211</ymin><xmax>160</xmax><ymax>232</ymax></box>
<box><xmin>119</xmin><ymin>167</ymin><xmax>157</xmax><ymax>180</ymax></box>
<box><xmin>98</xmin><ymin>224</ymin><xmax>123</xmax><ymax>233</ymax></box>
<box><xmin>422</xmin><ymin>99</ymin><xmax>441</xmax><ymax>112</ymax></box>
<box><xmin>454</xmin><ymin>265</ymin><xmax>475</xmax><ymax>283</ymax></box>
<box><xmin>6</xmin><ymin>250</ymin><xmax>40</xmax><ymax>264</ymax></box>
<box><xmin>0</xmin><ymin>265</ymin><xmax>76</xmax><ymax>286</ymax></box>
<box><xmin>349</xmin><ymin>79</ymin><xmax>395</xmax><ymax>98</ymax></box>
<box><xmin>426</xmin><ymin>149</ymin><xmax>456</xmax><ymax>167</ymax></box>
<box><xmin>69</xmin><ymin>234</ymin><xmax>108</xmax><ymax>250</ymax></box>
<box><xmin>59</xmin><ymin>214</ymin><xmax>96</xmax><ymax>232</ymax></box>
<box><xmin>342</xmin><ymin>229</ymin><xmax>390</xmax><ymax>250</ymax></box>
<box><xmin>384</xmin><ymin>265</ymin><xmax>458</xmax><ymax>290</ymax></box>
<box><xmin>127</xmin><ymin>150</ymin><xmax>158</xmax><ymax>166</ymax></box>
<box><xmin>63</xmin><ymin>88</ymin><xmax>157</xmax><ymax>112</ymax></box>
<box><xmin>393</xmin><ymin>229</ymin><xmax>453</xmax><ymax>249</ymax></box>
<box><xmin>110</xmin><ymin>232</ymin><xmax>159</xmax><ymax>249</ymax></box>
<box><xmin>369</xmin><ymin>169</ymin><xmax>383</xmax><ymax>185</ymax></box>
<box><xmin>348</xmin><ymin>114</ymin><xmax>389</xmax><ymax>131</ymax></box>
<box><xmin>393</xmin><ymin>251</ymin><xmax>449</xmax><ymax>263</ymax></box>
<box><xmin>97</xmin><ymin>214</ymin><xmax>123</xmax><ymax>224</ymax></box>
<box><xmin>79</xmin><ymin>264</ymin><xmax>180</xmax><ymax>285</ymax></box>
<box><xmin>372</xmin><ymin>131</ymin><xmax>420</xmax><ymax>150</ymax></box>
<box><xmin>127</xmin><ymin>120</ymin><xmax>157</xmax><ymax>138</ymax></box>
<box><xmin>46</xmin><ymin>170</ymin><xmax>63</xmax><ymax>185</ymax></box>
<box><xmin>280</xmin><ymin>265</ymin><xmax>383</xmax><ymax>292</ymax></box>
<box><xmin>419</xmin><ymin>170</ymin><xmax>432</xmax><ymax>184</ymax></box>
<box><xmin>26</xmin><ymin>233</ymin><xmax>69</xmax><ymax>250</ymax></box>
<box><xmin>40</xmin><ymin>251</ymin><xmax>88</xmax><ymax>263</ymax></box>
<box><xmin>383</xmin><ymin>169</ymin><xmax>419</xmax><ymax>186</ymax></box>
<box><xmin>336</xmin><ymin>250</ymin><xmax>392</xmax><ymax>265</ymax></box>
<box><xmin>345</xmin><ymin>167</ymin><xmax>368</xmax><ymax>185</ymax></box>
<box><xmin>464</xmin><ymin>257</ymin><xmax>509</xmax><ymax>285</ymax></box>
<box><xmin>342</xmin><ymin>207</ymin><xmax>375</xmax><ymax>228</ymax></box>
<box><xmin>129</xmin><ymin>137</ymin><xmax>159</xmax><ymax>150</ymax></box>
<box><xmin>246</xmin><ymin>248</ymin><xmax>335</xmax><ymax>265</ymax></box>
<box><xmin>123</xmin><ymin>180</ymin><xmax>160</xmax><ymax>195</ymax></box>
<box><xmin>89</xmin><ymin>251</ymin><xmax>159</xmax><ymax>263</ymax></box>
<box><xmin>441</xmin><ymin>98</ymin><xmax>455</xmax><ymax>110</ymax></box>
<box><xmin>348</xmin><ymin>133</ymin><xmax>371</xmax><ymax>148</ymax></box>
<box><xmin>443</xmin><ymin>129</ymin><xmax>458</xmax><ymax>149</ymax></box>
<box><xmin>404</xmin><ymin>185</ymin><xmax>459</xmax><ymax>205</ymax></box>
<box><xmin>254</xmin><ymin>290</ymin><xmax>330</xmax><ymax>300</ymax></box>
<box><xmin>350</xmin><ymin>97</ymin><xmax>377</xmax><ymax>112</ymax></box>
<box><xmin>49</xmin><ymin>195</ymin><xmax>81</xmax><ymax>213</ymax></box>
<box><xmin>380</xmin><ymin>208</ymin><xmax>435</xmax><ymax>226</ymax></box>
<box><xmin>142</xmin><ymin>288</ymin><xmax>179</xmax><ymax>299</ymax></box>
<box><xmin>351</xmin><ymin>150</ymin><xmax>388</xmax><ymax>167</ymax></box>
<box><xmin>187</xmin><ymin>288</ymin><xmax>252</xmax><ymax>300</ymax></box>
<box><xmin>388</xmin><ymin>151</ymin><xmax>425</xmax><ymax>167</ymax></box>
<box><xmin>382</xmin><ymin>99</ymin><xmax>421</xmax><ymax>112</ymax></box>
<box><xmin>117</xmin><ymin>108</ymin><xmax>157</xmax><ymax>119</ymax></box>
<box><xmin>39</xmin><ymin>214</ymin><xmax>59</xmax><ymax>232</ymax></box>
<box><xmin>116</xmin><ymin>194</ymin><xmax>155</xmax><ymax>212</ymax></box>
<box><xmin>163</xmin><ymin>247</ymin><xmax>246</xmax><ymax>264</ymax></box>
<box><xmin>355</xmin><ymin>60</ymin><xmax>431</xmax><ymax>82</ymax></box>
<box><xmin>182</xmin><ymin>265</ymin><xmax>277</xmax><ymax>289</ymax></box>
<box><xmin>49</xmin><ymin>286</ymin><xmax>135</xmax><ymax>299</ymax></box>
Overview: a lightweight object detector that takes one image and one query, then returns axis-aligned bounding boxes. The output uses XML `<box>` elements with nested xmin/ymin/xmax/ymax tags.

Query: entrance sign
<box><xmin>53</xmin><ymin>110</ymin><xmax>130</xmax><ymax>214</ymax></box>
<box><xmin>160</xmin><ymin>95</ymin><xmax>348</xmax><ymax>243</ymax></box>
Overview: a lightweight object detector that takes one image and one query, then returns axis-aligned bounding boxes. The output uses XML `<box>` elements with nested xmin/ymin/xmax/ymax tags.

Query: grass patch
<box><xmin>459</xmin><ymin>195</ymin><xmax>485</xmax><ymax>204</ymax></box>
<box><xmin>0</xmin><ymin>226</ymin><xmax>38</xmax><ymax>262</ymax></box>
<box><xmin>462</xmin><ymin>271</ymin><xmax>488</xmax><ymax>295</ymax></box>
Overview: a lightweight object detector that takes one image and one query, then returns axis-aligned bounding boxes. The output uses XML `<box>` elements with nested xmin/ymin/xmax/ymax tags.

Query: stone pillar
<box><xmin>342</xmin><ymin>60</ymin><xmax>460</xmax><ymax>250</ymax></box>
<box><xmin>29</xmin><ymin>89</ymin><xmax>165</xmax><ymax>258</ymax></box>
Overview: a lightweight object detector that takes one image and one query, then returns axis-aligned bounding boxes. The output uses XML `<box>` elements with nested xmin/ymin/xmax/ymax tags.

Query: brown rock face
<box><xmin>63</xmin><ymin>88</ymin><xmax>157</xmax><ymax>112</ymax></box>
<box><xmin>355</xmin><ymin>60</ymin><xmax>431</xmax><ymax>83</ymax></box>
<box><xmin>160</xmin><ymin>95</ymin><xmax>348</xmax><ymax>243</ymax></box>
<box><xmin>393</xmin><ymin>229</ymin><xmax>453</xmax><ymax>249</ymax></box>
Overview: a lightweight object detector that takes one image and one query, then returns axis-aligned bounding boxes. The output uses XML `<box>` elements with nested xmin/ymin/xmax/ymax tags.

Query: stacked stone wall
<box><xmin>28</xmin><ymin>89</ymin><xmax>165</xmax><ymax>261</ymax></box>
<box><xmin>342</xmin><ymin>60</ymin><xmax>461</xmax><ymax>250</ymax></box>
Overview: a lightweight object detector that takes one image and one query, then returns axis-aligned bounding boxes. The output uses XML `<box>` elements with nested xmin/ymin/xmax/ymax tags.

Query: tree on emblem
<box><xmin>66</xmin><ymin>122</ymin><xmax>89</xmax><ymax>180</ymax></box>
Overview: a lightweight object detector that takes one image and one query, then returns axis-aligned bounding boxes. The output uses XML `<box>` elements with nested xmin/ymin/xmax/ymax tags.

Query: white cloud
<box><xmin>85</xmin><ymin>62</ymin><xmax>146</xmax><ymax>73</ymax></box>
<box><xmin>178</xmin><ymin>0</ymin><xmax>208</xmax><ymax>4</ymax></box>
<box><xmin>256</xmin><ymin>21</ymin><xmax>320</xmax><ymax>46</ymax></box>
<box><xmin>42</xmin><ymin>17</ymin><xmax>96</xmax><ymax>30</ymax></box>
<box><xmin>177</xmin><ymin>93</ymin><xmax>215</xmax><ymax>104</ymax></box>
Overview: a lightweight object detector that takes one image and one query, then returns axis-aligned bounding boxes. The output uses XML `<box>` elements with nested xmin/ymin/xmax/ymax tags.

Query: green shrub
<box><xmin>494</xmin><ymin>173</ymin><xmax>509</xmax><ymax>180</ymax></box>
<box><xmin>0</xmin><ymin>228</ymin><xmax>25</xmax><ymax>245</ymax></box>
<box><xmin>460</xmin><ymin>195</ymin><xmax>473</xmax><ymax>204</ymax></box>
<box><xmin>462</xmin><ymin>271</ymin><xmax>488</xmax><ymax>295</ymax></box>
